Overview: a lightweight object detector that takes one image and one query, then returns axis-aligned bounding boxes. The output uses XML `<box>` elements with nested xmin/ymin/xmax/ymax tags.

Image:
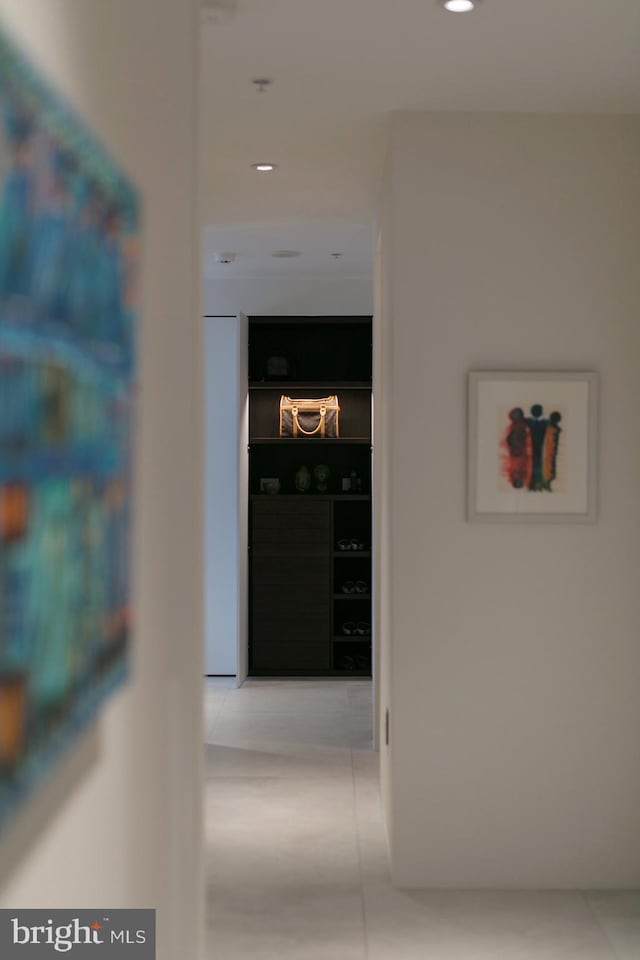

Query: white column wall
<box><xmin>205</xmin><ymin>316</ymin><xmax>240</xmax><ymax>676</ymax></box>
<box><xmin>379</xmin><ymin>112</ymin><xmax>640</xmax><ymax>888</ymax></box>
<box><xmin>0</xmin><ymin>3</ymin><xmax>203</xmax><ymax>956</ymax></box>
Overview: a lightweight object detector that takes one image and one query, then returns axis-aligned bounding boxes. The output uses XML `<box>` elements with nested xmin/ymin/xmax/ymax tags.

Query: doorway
<box><xmin>204</xmin><ymin>311</ymin><xmax>375</xmax><ymax>686</ymax></box>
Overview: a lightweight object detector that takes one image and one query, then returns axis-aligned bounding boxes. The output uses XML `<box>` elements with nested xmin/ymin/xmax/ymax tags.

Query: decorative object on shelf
<box><xmin>349</xmin><ymin>469</ymin><xmax>362</xmax><ymax>493</ymax></box>
<box><xmin>294</xmin><ymin>464</ymin><xmax>311</xmax><ymax>493</ymax></box>
<box><xmin>260</xmin><ymin>477</ymin><xmax>280</xmax><ymax>494</ymax></box>
<box><xmin>279</xmin><ymin>395</ymin><xmax>340</xmax><ymax>438</ymax></box>
<box><xmin>341</xmin><ymin>476</ymin><xmax>351</xmax><ymax>492</ymax></box>
<box><xmin>468</xmin><ymin>371</ymin><xmax>598</xmax><ymax>523</ymax></box>
<box><xmin>265</xmin><ymin>350</ymin><xmax>291</xmax><ymax>379</ymax></box>
<box><xmin>313</xmin><ymin>463</ymin><xmax>330</xmax><ymax>492</ymax></box>
<box><xmin>0</xmin><ymin>28</ymin><xmax>139</xmax><ymax>829</ymax></box>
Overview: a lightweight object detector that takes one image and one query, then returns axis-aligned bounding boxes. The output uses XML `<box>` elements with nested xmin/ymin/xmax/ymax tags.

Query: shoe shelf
<box><xmin>332</xmin><ymin>593</ymin><xmax>371</xmax><ymax>600</ymax></box>
<box><xmin>247</xmin><ymin>315</ymin><xmax>373</xmax><ymax>678</ymax></box>
<box><xmin>250</xmin><ymin>494</ymin><xmax>369</xmax><ymax>502</ymax></box>
<box><xmin>332</xmin><ymin>636</ymin><xmax>372</xmax><ymax>643</ymax></box>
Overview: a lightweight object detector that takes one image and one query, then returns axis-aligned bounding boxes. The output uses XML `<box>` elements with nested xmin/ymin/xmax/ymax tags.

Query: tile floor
<box><xmin>204</xmin><ymin>678</ymin><xmax>640</xmax><ymax>959</ymax></box>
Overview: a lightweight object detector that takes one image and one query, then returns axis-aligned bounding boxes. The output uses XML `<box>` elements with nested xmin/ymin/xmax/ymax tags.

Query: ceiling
<box><xmin>200</xmin><ymin>0</ymin><xmax>640</xmax><ymax>276</ymax></box>
<box><xmin>202</xmin><ymin>221</ymin><xmax>374</xmax><ymax>280</ymax></box>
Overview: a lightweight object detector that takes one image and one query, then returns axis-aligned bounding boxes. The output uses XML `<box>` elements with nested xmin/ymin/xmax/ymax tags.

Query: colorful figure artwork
<box><xmin>502</xmin><ymin>405</ymin><xmax>562</xmax><ymax>492</ymax></box>
<box><xmin>0</xmin><ymin>29</ymin><xmax>139</xmax><ymax>827</ymax></box>
<box><xmin>469</xmin><ymin>372</ymin><xmax>596</xmax><ymax>522</ymax></box>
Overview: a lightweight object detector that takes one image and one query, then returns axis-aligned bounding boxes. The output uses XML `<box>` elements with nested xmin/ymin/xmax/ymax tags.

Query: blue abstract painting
<box><xmin>0</xmin><ymin>28</ymin><xmax>139</xmax><ymax>826</ymax></box>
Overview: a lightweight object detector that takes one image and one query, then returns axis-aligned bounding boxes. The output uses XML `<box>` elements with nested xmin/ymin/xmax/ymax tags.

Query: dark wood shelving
<box><xmin>246</xmin><ymin>669</ymin><xmax>368</xmax><ymax>679</ymax></box>
<box><xmin>333</xmin><ymin>549</ymin><xmax>371</xmax><ymax>557</ymax></box>
<box><xmin>333</xmin><ymin>636</ymin><xmax>372</xmax><ymax>643</ymax></box>
<box><xmin>333</xmin><ymin>593</ymin><xmax>371</xmax><ymax>600</ymax></box>
<box><xmin>248</xmin><ymin>315</ymin><xmax>372</xmax><ymax>678</ymax></box>
<box><xmin>249</xmin><ymin>314</ymin><xmax>372</xmax><ymax>325</ymax></box>
<box><xmin>331</xmin><ymin>670</ymin><xmax>370</xmax><ymax>677</ymax></box>
<box><xmin>249</xmin><ymin>437</ymin><xmax>371</xmax><ymax>445</ymax></box>
<box><xmin>249</xmin><ymin>380</ymin><xmax>372</xmax><ymax>391</ymax></box>
<box><xmin>250</xmin><ymin>494</ymin><xmax>369</xmax><ymax>502</ymax></box>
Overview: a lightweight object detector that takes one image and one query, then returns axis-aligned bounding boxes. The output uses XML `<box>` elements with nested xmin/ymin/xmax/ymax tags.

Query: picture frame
<box><xmin>0</xmin><ymin>27</ymin><xmax>139</xmax><ymax>827</ymax></box>
<box><xmin>467</xmin><ymin>371</ymin><xmax>598</xmax><ymax>523</ymax></box>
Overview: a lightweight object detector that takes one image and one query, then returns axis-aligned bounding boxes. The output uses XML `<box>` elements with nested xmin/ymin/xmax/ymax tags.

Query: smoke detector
<box><xmin>201</xmin><ymin>0</ymin><xmax>237</xmax><ymax>26</ymax></box>
<box><xmin>214</xmin><ymin>252</ymin><xmax>236</xmax><ymax>264</ymax></box>
<box><xmin>252</xmin><ymin>78</ymin><xmax>273</xmax><ymax>93</ymax></box>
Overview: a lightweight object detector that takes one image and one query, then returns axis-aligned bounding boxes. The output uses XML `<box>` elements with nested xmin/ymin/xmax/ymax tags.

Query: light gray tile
<box><xmin>206</xmin><ymin>883</ymin><xmax>367</xmax><ymax>960</ymax></box>
<box><xmin>204</xmin><ymin>774</ymin><xmax>356</xmax><ymax>826</ymax></box>
<box><xmin>357</xmin><ymin>821</ymin><xmax>392</xmax><ymax>886</ymax></box>
<box><xmin>205</xmin><ymin>824</ymin><xmax>360</xmax><ymax>888</ymax></box>
<box><xmin>363</xmin><ymin>890</ymin><xmax>615</xmax><ymax>960</ymax></box>
<box><xmin>222</xmin><ymin>683</ymin><xmax>350</xmax><ymax>715</ymax></box>
<box><xmin>346</xmin><ymin>682</ymin><xmax>374</xmax><ymax>713</ymax></box>
<box><xmin>352</xmin><ymin>753</ymin><xmax>383</xmax><ymax>827</ymax></box>
<box><xmin>203</xmin><ymin>678</ymin><xmax>234</xmax><ymax>736</ymax></box>
<box><xmin>210</xmin><ymin>711</ymin><xmax>367</xmax><ymax>749</ymax></box>
<box><xmin>205</xmin><ymin>742</ymin><xmax>354</xmax><ymax>779</ymax></box>
<box><xmin>203</xmin><ymin>678</ymin><xmax>620</xmax><ymax>960</ymax></box>
<box><xmin>205</xmin><ymin>776</ymin><xmax>360</xmax><ymax>886</ymax></box>
<box><xmin>586</xmin><ymin>891</ymin><xmax>640</xmax><ymax>960</ymax></box>
<box><xmin>352</xmin><ymin>747</ymin><xmax>379</xmax><ymax>777</ymax></box>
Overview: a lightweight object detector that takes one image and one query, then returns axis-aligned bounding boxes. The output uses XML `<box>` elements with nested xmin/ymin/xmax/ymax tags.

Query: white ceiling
<box><xmin>202</xmin><ymin>220</ymin><xmax>374</xmax><ymax>279</ymax></box>
<box><xmin>200</xmin><ymin>0</ymin><xmax>640</xmax><ymax>275</ymax></box>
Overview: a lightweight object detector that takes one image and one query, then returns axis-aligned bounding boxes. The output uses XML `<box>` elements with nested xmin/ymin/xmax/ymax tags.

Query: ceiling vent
<box><xmin>214</xmin><ymin>252</ymin><xmax>236</xmax><ymax>264</ymax></box>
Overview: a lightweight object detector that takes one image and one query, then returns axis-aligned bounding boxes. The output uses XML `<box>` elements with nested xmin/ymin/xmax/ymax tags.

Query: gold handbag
<box><xmin>279</xmin><ymin>395</ymin><xmax>340</xmax><ymax>438</ymax></box>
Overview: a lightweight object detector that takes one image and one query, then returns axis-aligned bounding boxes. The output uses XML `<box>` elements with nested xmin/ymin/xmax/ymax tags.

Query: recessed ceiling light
<box><xmin>272</xmin><ymin>250</ymin><xmax>301</xmax><ymax>258</ymax></box>
<box><xmin>439</xmin><ymin>0</ymin><xmax>478</xmax><ymax>12</ymax></box>
<box><xmin>251</xmin><ymin>163</ymin><xmax>277</xmax><ymax>172</ymax></box>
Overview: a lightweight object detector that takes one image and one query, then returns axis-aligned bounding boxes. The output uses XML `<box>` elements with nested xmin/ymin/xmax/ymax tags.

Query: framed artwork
<box><xmin>0</xmin><ymin>28</ymin><xmax>139</xmax><ymax>826</ymax></box>
<box><xmin>467</xmin><ymin>371</ymin><xmax>598</xmax><ymax>523</ymax></box>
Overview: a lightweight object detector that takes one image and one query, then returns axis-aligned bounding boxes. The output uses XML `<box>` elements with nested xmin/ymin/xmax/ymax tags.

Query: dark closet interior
<box><xmin>248</xmin><ymin>316</ymin><xmax>373</xmax><ymax>676</ymax></box>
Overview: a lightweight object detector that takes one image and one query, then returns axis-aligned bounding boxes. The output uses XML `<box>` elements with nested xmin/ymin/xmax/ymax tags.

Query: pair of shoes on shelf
<box><xmin>341</xmin><ymin>621</ymin><xmax>371</xmax><ymax>636</ymax></box>
<box><xmin>339</xmin><ymin>655</ymin><xmax>356</xmax><ymax>671</ymax></box>
<box><xmin>337</xmin><ymin>654</ymin><xmax>370</xmax><ymax>671</ymax></box>
<box><xmin>341</xmin><ymin>580</ymin><xmax>368</xmax><ymax>594</ymax></box>
<box><xmin>337</xmin><ymin>538</ymin><xmax>364</xmax><ymax>551</ymax></box>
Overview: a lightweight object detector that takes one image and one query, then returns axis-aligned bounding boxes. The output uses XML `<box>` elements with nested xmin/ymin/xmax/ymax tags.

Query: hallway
<box><xmin>204</xmin><ymin>679</ymin><xmax>640</xmax><ymax>959</ymax></box>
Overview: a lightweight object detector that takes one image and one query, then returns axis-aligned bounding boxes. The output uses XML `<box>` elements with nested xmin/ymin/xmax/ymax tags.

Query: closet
<box><xmin>248</xmin><ymin>316</ymin><xmax>372</xmax><ymax>676</ymax></box>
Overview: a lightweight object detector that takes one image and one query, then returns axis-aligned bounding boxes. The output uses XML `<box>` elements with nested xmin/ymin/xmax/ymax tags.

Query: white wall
<box><xmin>373</xmin><ymin>155</ymin><xmax>394</xmax><ymax>803</ymax></box>
<box><xmin>0</xmin><ymin>3</ymin><xmax>203</xmax><ymax>955</ymax></box>
<box><xmin>205</xmin><ymin>317</ymin><xmax>240</xmax><ymax>675</ymax></box>
<box><xmin>204</xmin><ymin>273</ymin><xmax>373</xmax><ymax>317</ymax></box>
<box><xmin>379</xmin><ymin>113</ymin><xmax>640</xmax><ymax>888</ymax></box>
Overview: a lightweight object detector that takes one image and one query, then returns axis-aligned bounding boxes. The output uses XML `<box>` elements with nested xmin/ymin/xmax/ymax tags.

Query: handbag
<box><xmin>279</xmin><ymin>395</ymin><xmax>340</xmax><ymax>438</ymax></box>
